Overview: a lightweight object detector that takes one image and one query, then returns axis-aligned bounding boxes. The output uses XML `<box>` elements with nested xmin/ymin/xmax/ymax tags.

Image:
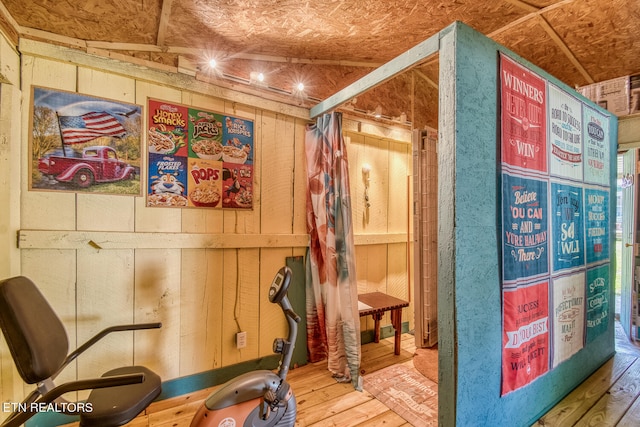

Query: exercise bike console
<box><xmin>268</xmin><ymin>268</ymin><xmax>289</xmax><ymax>304</ymax></box>
<box><xmin>190</xmin><ymin>266</ymin><xmax>299</xmax><ymax>427</ymax></box>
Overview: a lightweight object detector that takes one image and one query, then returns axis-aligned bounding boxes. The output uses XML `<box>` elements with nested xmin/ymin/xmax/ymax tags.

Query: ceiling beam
<box><xmin>489</xmin><ymin>0</ymin><xmax>575</xmax><ymax>37</ymax></box>
<box><xmin>536</xmin><ymin>15</ymin><xmax>594</xmax><ymax>84</ymax></box>
<box><xmin>157</xmin><ymin>0</ymin><xmax>173</xmax><ymax>46</ymax></box>
<box><xmin>20</xmin><ymin>26</ymin><xmax>86</xmax><ymax>48</ymax></box>
<box><xmin>86</xmin><ymin>41</ymin><xmax>164</xmax><ymax>52</ymax></box>
<box><xmin>83</xmin><ymin>41</ymin><xmax>380</xmax><ymax>68</ymax></box>
<box><xmin>310</xmin><ymin>25</ymin><xmax>447</xmax><ymax>118</ymax></box>
<box><xmin>413</xmin><ymin>69</ymin><xmax>438</xmax><ymax>90</ymax></box>
<box><xmin>502</xmin><ymin>0</ymin><xmax>540</xmax><ymax>14</ymax></box>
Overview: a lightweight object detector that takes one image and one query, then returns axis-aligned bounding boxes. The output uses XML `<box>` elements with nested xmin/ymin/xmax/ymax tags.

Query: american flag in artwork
<box><xmin>58</xmin><ymin>111</ymin><xmax>127</xmax><ymax>144</ymax></box>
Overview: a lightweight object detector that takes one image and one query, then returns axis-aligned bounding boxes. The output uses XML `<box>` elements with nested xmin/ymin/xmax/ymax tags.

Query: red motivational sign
<box><xmin>500</xmin><ymin>55</ymin><xmax>547</xmax><ymax>173</ymax></box>
<box><xmin>502</xmin><ymin>281</ymin><xmax>550</xmax><ymax>395</ymax></box>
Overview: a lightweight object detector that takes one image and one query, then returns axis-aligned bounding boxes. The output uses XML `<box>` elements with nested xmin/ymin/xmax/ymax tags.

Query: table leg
<box><xmin>391</xmin><ymin>308</ymin><xmax>402</xmax><ymax>355</ymax></box>
<box><xmin>372</xmin><ymin>313</ymin><xmax>383</xmax><ymax>343</ymax></box>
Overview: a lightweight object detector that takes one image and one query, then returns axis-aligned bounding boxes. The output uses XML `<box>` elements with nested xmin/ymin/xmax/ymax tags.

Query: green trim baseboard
<box><xmin>157</xmin><ymin>355</ymin><xmax>281</xmax><ymax>400</ymax></box>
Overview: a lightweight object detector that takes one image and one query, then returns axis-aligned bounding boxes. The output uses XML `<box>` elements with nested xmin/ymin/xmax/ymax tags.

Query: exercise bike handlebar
<box><xmin>276</xmin><ymin>293</ymin><xmax>299</xmax><ymax>380</ymax></box>
<box><xmin>268</xmin><ymin>266</ymin><xmax>300</xmax><ymax>380</ymax></box>
<box><xmin>278</xmin><ymin>291</ymin><xmax>301</xmax><ymax>323</ymax></box>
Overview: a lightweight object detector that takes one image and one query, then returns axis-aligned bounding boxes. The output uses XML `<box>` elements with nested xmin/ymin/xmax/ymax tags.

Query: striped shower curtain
<box><xmin>305</xmin><ymin>112</ymin><xmax>361</xmax><ymax>390</ymax></box>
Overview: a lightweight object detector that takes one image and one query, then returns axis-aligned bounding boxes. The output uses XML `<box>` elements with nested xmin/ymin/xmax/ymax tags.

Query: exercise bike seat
<box><xmin>0</xmin><ymin>276</ymin><xmax>162</xmax><ymax>427</ymax></box>
<box><xmin>81</xmin><ymin>365</ymin><xmax>161</xmax><ymax>426</ymax></box>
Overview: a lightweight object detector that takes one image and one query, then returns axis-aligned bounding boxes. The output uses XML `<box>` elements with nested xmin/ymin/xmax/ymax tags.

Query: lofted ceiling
<box><xmin>0</xmin><ymin>0</ymin><xmax>638</xmax><ymax>129</ymax></box>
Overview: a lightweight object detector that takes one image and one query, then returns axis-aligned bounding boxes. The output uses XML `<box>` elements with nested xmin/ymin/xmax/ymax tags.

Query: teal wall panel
<box><xmin>439</xmin><ymin>22</ymin><xmax>617</xmax><ymax>426</ymax></box>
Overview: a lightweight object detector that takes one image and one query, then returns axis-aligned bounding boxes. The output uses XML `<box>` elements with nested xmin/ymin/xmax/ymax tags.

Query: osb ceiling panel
<box><xmin>492</xmin><ymin>18</ymin><xmax>588</xmax><ymax>88</ymax></box>
<box><xmin>5</xmin><ymin>0</ymin><xmax>162</xmax><ymax>44</ymax></box>
<box><xmin>543</xmin><ymin>0</ymin><xmax>640</xmax><ymax>83</ymax></box>
<box><xmin>1</xmin><ymin>0</ymin><xmax>639</xmax><ymax>129</ymax></box>
<box><xmin>165</xmin><ymin>0</ymin><xmax>526</xmax><ymax>62</ymax></box>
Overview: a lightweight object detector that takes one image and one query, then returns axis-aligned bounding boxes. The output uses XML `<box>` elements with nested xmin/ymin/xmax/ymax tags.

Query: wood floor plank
<box><xmin>147</xmin><ymin>400</ymin><xmax>202</xmax><ymax>427</ymax></box>
<box><xmin>533</xmin><ymin>353</ymin><xmax>637</xmax><ymax>426</ymax></box>
<box><xmin>616</xmin><ymin>394</ymin><xmax>640</xmax><ymax>427</ymax></box>
<box><xmin>306</xmin><ymin>398</ymin><xmax>392</xmax><ymax>427</ymax></box>
<box><xmin>296</xmin><ymin>382</ymin><xmax>356</xmax><ymax>410</ymax></box>
<box><xmin>352</xmin><ymin>409</ymin><xmax>411</xmax><ymax>426</ymax></box>
<box><xmin>295</xmin><ymin>389</ymin><xmax>376</xmax><ymax>425</ymax></box>
<box><xmin>574</xmin><ymin>358</ymin><xmax>640</xmax><ymax>427</ymax></box>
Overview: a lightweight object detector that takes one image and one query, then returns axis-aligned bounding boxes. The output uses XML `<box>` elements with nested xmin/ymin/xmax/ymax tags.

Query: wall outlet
<box><xmin>236</xmin><ymin>331</ymin><xmax>247</xmax><ymax>349</ymax></box>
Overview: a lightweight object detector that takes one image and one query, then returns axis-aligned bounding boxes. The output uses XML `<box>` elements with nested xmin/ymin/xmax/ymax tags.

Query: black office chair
<box><xmin>0</xmin><ymin>276</ymin><xmax>162</xmax><ymax>427</ymax></box>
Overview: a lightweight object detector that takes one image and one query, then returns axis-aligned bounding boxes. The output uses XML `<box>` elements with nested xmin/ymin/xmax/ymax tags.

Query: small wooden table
<box><xmin>358</xmin><ymin>292</ymin><xmax>409</xmax><ymax>355</ymax></box>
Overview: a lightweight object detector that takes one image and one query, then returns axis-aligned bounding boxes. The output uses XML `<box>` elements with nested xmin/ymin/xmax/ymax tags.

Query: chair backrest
<box><xmin>0</xmin><ymin>276</ymin><xmax>69</xmax><ymax>384</ymax></box>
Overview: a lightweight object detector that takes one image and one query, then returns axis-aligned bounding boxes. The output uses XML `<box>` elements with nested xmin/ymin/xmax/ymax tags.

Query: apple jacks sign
<box><xmin>500</xmin><ymin>54</ymin><xmax>611</xmax><ymax>396</ymax></box>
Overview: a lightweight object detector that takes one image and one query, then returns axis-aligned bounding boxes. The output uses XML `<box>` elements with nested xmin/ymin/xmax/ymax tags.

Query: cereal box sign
<box><xmin>146</xmin><ymin>99</ymin><xmax>254</xmax><ymax>209</ymax></box>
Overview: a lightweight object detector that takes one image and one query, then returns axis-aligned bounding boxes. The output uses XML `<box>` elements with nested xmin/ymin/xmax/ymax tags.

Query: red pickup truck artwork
<box><xmin>38</xmin><ymin>146</ymin><xmax>136</xmax><ymax>188</ymax></box>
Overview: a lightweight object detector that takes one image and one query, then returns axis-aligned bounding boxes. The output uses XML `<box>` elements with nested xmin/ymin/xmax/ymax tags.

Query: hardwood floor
<box><xmin>60</xmin><ymin>325</ymin><xmax>640</xmax><ymax>427</ymax></box>
<box><xmin>534</xmin><ymin>322</ymin><xmax>640</xmax><ymax>427</ymax></box>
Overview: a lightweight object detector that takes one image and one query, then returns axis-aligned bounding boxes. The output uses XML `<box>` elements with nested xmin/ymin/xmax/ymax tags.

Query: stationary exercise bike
<box><xmin>190</xmin><ymin>266</ymin><xmax>300</xmax><ymax>427</ymax></box>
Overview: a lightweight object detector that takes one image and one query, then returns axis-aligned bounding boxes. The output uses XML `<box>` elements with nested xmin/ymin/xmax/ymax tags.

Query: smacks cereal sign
<box><xmin>146</xmin><ymin>99</ymin><xmax>253</xmax><ymax>210</ymax></box>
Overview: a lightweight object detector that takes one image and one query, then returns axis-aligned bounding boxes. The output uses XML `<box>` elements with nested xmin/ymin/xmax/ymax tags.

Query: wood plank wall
<box><xmin>0</xmin><ymin>38</ymin><xmax>414</xmax><ymax>411</ymax></box>
<box><xmin>345</xmin><ymin>129</ymin><xmax>414</xmax><ymax>338</ymax></box>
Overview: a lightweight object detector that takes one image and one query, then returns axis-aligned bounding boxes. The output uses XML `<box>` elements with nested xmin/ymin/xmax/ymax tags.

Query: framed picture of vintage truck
<box><xmin>29</xmin><ymin>86</ymin><xmax>142</xmax><ymax>196</ymax></box>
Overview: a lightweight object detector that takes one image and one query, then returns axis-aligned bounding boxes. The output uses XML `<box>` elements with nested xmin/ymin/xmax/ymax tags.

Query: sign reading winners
<box><xmin>500</xmin><ymin>55</ymin><xmax>547</xmax><ymax>173</ymax></box>
<box><xmin>146</xmin><ymin>99</ymin><xmax>254</xmax><ymax>210</ymax></box>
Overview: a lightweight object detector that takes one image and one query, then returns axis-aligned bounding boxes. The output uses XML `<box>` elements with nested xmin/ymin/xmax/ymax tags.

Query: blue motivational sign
<box><xmin>502</xmin><ymin>173</ymin><xmax>549</xmax><ymax>282</ymax></box>
<box><xmin>551</xmin><ymin>182</ymin><xmax>584</xmax><ymax>272</ymax></box>
<box><xmin>586</xmin><ymin>264</ymin><xmax>610</xmax><ymax>343</ymax></box>
<box><xmin>584</xmin><ymin>188</ymin><xmax>609</xmax><ymax>265</ymax></box>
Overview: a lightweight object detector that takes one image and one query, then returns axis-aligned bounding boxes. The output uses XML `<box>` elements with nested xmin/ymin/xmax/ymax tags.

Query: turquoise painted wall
<box><xmin>437</xmin><ymin>22</ymin><xmax>617</xmax><ymax>426</ymax></box>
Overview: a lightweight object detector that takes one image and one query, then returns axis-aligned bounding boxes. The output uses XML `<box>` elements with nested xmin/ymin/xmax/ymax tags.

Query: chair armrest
<box><xmin>56</xmin><ymin>322</ymin><xmax>162</xmax><ymax>378</ymax></box>
<box><xmin>1</xmin><ymin>373</ymin><xmax>145</xmax><ymax>427</ymax></box>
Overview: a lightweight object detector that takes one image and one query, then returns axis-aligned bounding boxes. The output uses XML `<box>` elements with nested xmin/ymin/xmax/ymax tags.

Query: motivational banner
<box><xmin>584</xmin><ymin>188</ymin><xmax>610</xmax><ymax>265</ymax></box>
<box><xmin>551</xmin><ymin>182</ymin><xmax>584</xmax><ymax>272</ymax></box>
<box><xmin>586</xmin><ymin>265</ymin><xmax>610</xmax><ymax>344</ymax></box>
<box><xmin>499</xmin><ymin>53</ymin><xmax>612</xmax><ymax>396</ymax></box>
<box><xmin>548</xmin><ymin>84</ymin><xmax>582</xmax><ymax>180</ymax></box>
<box><xmin>500</xmin><ymin>55</ymin><xmax>547</xmax><ymax>173</ymax></box>
<box><xmin>501</xmin><ymin>281</ymin><xmax>550</xmax><ymax>395</ymax></box>
<box><xmin>583</xmin><ymin>105</ymin><xmax>610</xmax><ymax>185</ymax></box>
<box><xmin>552</xmin><ymin>272</ymin><xmax>585</xmax><ymax>368</ymax></box>
<box><xmin>502</xmin><ymin>173</ymin><xmax>549</xmax><ymax>283</ymax></box>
